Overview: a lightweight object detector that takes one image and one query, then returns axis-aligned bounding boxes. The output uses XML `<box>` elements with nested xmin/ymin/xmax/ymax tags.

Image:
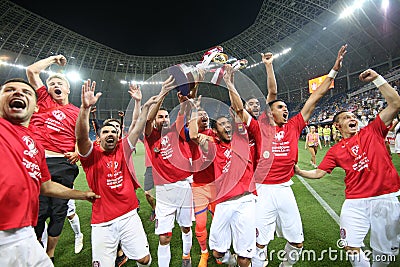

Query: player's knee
<box><xmin>48</xmin><ymin>223</ymin><xmax>64</xmax><ymax>237</ymax></box>
<box><xmin>136</xmin><ymin>254</ymin><xmax>151</xmax><ymax>266</ymax></box>
<box><xmin>159</xmin><ymin>233</ymin><xmax>172</xmax><ymax>245</ymax></box>
<box><xmin>213</xmin><ymin>250</ymin><xmax>224</xmax><ymax>259</ymax></box>
<box><xmin>237</xmin><ymin>256</ymin><xmax>251</xmax><ymax>266</ymax></box>
<box><xmin>181</xmin><ymin>226</ymin><xmax>191</xmax><ymax>234</ymax></box>
<box><xmin>256</xmin><ymin>242</ymin><xmax>266</xmax><ymax>249</ymax></box>
<box><xmin>344</xmin><ymin>246</ymin><xmax>361</xmax><ymax>254</ymax></box>
<box><xmin>289</xmin><ymin>242</ymin><xmax>303</xmax><ymax>249</ymax></box>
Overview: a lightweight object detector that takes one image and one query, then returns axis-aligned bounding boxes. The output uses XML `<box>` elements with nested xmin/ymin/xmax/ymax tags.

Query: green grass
<box><xmin>53</xmin><ymin>140</ymin><xmax>400</xmax><ymax>266</ymax></box>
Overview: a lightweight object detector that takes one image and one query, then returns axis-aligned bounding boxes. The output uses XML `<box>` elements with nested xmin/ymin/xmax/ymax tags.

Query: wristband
<box><xmin>327</xmin><ymin>69</ymin><xmax>338</xmax><ymax>79</ymax></box>
<box><xmin>372</xmin><ymin>75</ymin><xmax>387</xmax><ymax>88</ymax></box>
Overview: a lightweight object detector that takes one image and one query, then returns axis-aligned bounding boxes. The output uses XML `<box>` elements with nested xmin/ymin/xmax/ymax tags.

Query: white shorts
<box><xmin>395</xmin><ymin>135</ymin><xmax>400</xmax><ymax>153</ymax></box>
<box><xmin>0</xmin><ymin>227</ymin><xmax>53</xmax><ymax>267</ymax></box>
<box><xmin>67</xmin><ymin>199</ymin><xmax>76</xmax><ymax>217</ymax></box>
<box><xmin>255</xmin><ymin>184</ymin><xmax>304</xmax><ymax>245</ymax></box>
<box><xmin>155</xmin><ymin>179</ymin><xmax>194</xmax><ymax>234</ymax></box>
<box><xmin>324</xmin><ymin>135</ymin><xmax>331</xmax><ymax>141</ymax></box>
<box><xmin>209</xmin><ymin>194</ymin><xmax>256</xmax><ymax>258</ymax></box>
<box><xmin>340</xmin><ymin>196</ymin><xmax>400</xmax><ymax>254</ymax></box>
<box><xmin>91</xmin><ymin>210</ymin><xmax>149</xmax><ymax>266</ymax></box>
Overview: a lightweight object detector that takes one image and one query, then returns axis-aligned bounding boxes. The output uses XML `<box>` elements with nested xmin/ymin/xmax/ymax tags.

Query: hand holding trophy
<box><xmin>168</xmin><ymin>45</ymin><xmax>248</xmax><ymax>97</ymax></box>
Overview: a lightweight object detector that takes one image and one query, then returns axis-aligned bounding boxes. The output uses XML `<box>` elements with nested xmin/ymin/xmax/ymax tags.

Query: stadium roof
<box><xmin>1</xmin><ymin>0</ymin><xmax>400</xmax><ymax>118</ymax></box>
<box><xmin>1</xmin><ymin>0</ymin><xmax>341</xmax><ymax>74</ymax></box>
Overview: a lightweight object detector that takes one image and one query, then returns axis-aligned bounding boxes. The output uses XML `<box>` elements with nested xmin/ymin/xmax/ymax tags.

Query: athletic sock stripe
<box><xmin>195</xmin><ymin>207</ymin><xmax>208</xmax><ymax>215</ymax></box>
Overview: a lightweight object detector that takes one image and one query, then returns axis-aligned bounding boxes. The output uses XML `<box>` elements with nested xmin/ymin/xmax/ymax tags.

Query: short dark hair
<box><xmin>1</xmin><ymin>78</ymin><xmax>37</xmax><ymax>99</ymax></box>
<box><xmin>245</xmin><ymin>96</ymin><xmax>259</xmax><ymax>102</ymax></box>
<box><xmin>332</xmin><ymin>111</ymin><xmax>347</xmax><ymax>123</ymax></box>
<box><xmin>98</xmin><ymin>122</ymin><xmax>118</xmax><ymax>136</ymax></box>
<box><xmin>268</xmin><ymin>99</ymin><xmax>285</xmax><ymax>107</ymax></box>
<box><xmin>103</xmin><ymin>118</ymin><xmax>120</xmax><ymax>126</ymax></box>
<box><xmin>210</xmin><ymin>115</ymin><xmax>230</xmax><ymax>129</ymax></box>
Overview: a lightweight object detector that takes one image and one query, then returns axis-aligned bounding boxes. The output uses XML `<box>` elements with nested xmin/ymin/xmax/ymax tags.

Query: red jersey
<box><xmin>145</xmin><ymin>123</ymin><xmax>192</xmax><ymax>185</ymax></box>
<box><xmin>79</xmin><ymin>138</ymin><xmax>140</xmax><ymax>224</ymax></box>
<box><xmin>29</xmin><ymin>86</ymin><xmax>79</xmax><ymax>153</ymax></box>
<box><xmin>144</xmin><ymin>138</ymin><xmax>152</xmax><ymax>167</ymax></box>
<box><xmin>319</xmin><ymin>116</ymin><xmax>400</xmax><ymax>199</ymax></box>
<box><xmin>190</xmin><ymin>128</ymin><xmax>215</xmax><ymax>186</ymax></box>
<box><xmin>246</xmin><ymin>121</ymin><xmax>259</xmax><ymax>171</ymax></box>
<box><xmin>256</xmin><ymin>112</ymin><xmax>306</xmax><ymax>184</ymax></box>
<box><xmin>208</xmin><ymin>118</ymin><xmax>259</xmax><ymax>204</ymax></box>
<box><xmin>0</xmin><ymin>118</ymin><xmax>51</xmax><ymax>230</ymax></box>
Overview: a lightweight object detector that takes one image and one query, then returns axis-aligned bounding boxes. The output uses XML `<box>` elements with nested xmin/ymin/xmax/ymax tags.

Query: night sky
<box><xmin>10</xmin><ymin>0</ymin><xmax>264</xmax><ymax>56</ymax></box>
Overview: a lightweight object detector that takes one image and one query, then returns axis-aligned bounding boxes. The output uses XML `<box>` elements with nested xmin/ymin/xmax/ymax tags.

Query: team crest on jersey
<box><xmin>263</xmin><ymin>150</ymin><xmax>270</xmax><ymax>159</ymax></box>
<box><xmin>52</xmin><ymin>109</ymin><xmax>66</xmax><ymax>121</ymax></box>
<box><xmin>161</xmin><ymin>136</ymin><xmax>169</xmax><ymax>147</ymax></box>
<box><xmin>92</xmin><ymin>261</ymin><xmax>100</xmax><ymax>267</ymax></box>
<box><xmin>351</xmin><ymin>145</ymin><xmax>359</xmax><ymax>156</ymax></box>
<box><xmin>106</xmin><ymin>161</ymin><xmax>118</xmax><ymax>170</ymax></box>
<box><xmin>274</xmin><ymin>131</ymin><xmax>285</xmax><ymax>141</ymax></box>
<box><xmin>22</xmin><ymin>135</ymin><xmax>38</xmax><ymax>158</ymax></box>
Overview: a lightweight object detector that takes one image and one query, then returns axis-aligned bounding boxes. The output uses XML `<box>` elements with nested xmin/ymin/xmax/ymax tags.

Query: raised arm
<box><xmin>301</xmin><ymin>44</ymin><xmax>347</xmax><ymax>121</ymax></box>
<box><xmin>294</xmin><ymin>164</ymin><xmax>327</xmax><ymax>179</ymax></box>
<box><xmin>128</xmin><ymin>96</ymin><xmax>158</xmax><ymax>147</ymax></box>
<box><xmin>188</xmin><ymin>103</ymin><xmax>210</xmax><ymax>153</ymax></box>
<box><xmin>359</xmin><ymin>69</ymin><xmax>400</xmax><ymax>126</ymax></box>
<box><xmin>127</xmin><ymin>83</ymin><xmax>142</xmax><ymax>134</ymax></box>
<box><xmin>75</xmin><ymin>79</ymin><xmax>102</xmax><ymax>156</ymax></box>
<box><xmin>223</xmin><ymin>64</ymin><xmax>250</xmax><ymax>123</ymax></box>
<box><xmin>26</xmin><ymin>55</ymin><xmax>67</xmax><ymax>89</ymax></box>
<box><xmin>145</xmin><ymin>75</ymin><xmax>176</xmax><ymax>136</ymax></box>
<box><xmin>90</xmin><ymin>106</ymin><xmax>100</xmax><ymax>134</ymax></box>
<box><xmin>261</xmin><ymin>52</ymin><xmax>277</xmax><ymax>103</ymax></box>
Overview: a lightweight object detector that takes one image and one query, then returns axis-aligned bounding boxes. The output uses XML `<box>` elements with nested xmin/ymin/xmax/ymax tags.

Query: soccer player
<box><xmin>177</xmin><ymin>94</ymin><xmax>216</xmax><ymax>267</ymax></box>
<box><xmin>144</xmin><ymin>76</ymin><xmax>194</xmax><ymax>267</ymax></box>
<box><xmin>189</xmin><ymin>64</ymin><xmax>261</xmax><ymax>267</ymax></box>
<box><xmin>252</xmin><ymin>44</ymin><xmax>347</xmax><ymax>267</ymax></box>
<box><xmin>26</xmin><ymin>55</ymin><xmax>81</xmax><ymax>261</ymax></box>
<box><xmin>244</xmin><ymin>52</ymin><xmax>278</xmax><ymax>174</ymax></box>
<box><xmin>76</xmin><ymin>79</ymin><xmax>156</xmax><ymax>267</ymax></box>
<box><xmin>295</xmin><ymin>69</ymin><xmax>400</xmax><ymax>267</ymax></box>
<box><xmin>0</xmin><ymin>78</ymin><xmax>98</xmax><ymax>267</ymax></box>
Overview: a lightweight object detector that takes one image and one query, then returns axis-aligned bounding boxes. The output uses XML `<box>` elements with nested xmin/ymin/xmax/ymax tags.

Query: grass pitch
<box><xmin>53</xmin><ymin>140</ymin><xmax>400</xmax><ymax>266</ymax></box>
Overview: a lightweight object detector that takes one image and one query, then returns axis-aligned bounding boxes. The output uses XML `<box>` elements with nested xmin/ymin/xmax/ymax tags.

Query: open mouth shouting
<box><xmin>106</xmin><ymin>136</ymin><xmax>115</xmax><ymax>144</ymax></box>
<box><xmin>54</xmin><ymin>89</ymin><xmax>62</xmax><ymax>95</ymax></box>
<box><xmin>252</xmin><ymin>108</ymin><xmax>260</xmax><ymax>116</ymax></box>
<box><xmin>9</xmin><ymin>98</ymin><xmax>27</xmax><ymax>111</ymax></box>
<box><xmin>348</xmin><ymin>121</ymin><xmax>357</xmax><ymax>131</ymax></box>
<box><xmin>282</xmin><ymin>112</ymin><xmax>289</xmax><ymax>121</ymax></box>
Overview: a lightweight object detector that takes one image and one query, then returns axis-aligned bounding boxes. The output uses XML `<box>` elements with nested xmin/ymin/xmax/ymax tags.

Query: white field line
<box><xmin>296</xmin><ymin>175</ymin><xmax>340</xmax><ymax>225</ymax></box>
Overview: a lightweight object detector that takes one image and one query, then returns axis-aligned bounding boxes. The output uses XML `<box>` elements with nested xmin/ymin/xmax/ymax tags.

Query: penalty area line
<box><xmin>296</xmin><ymin>175</ymin><xmax>340</xmax><ymax>225</ymax></box>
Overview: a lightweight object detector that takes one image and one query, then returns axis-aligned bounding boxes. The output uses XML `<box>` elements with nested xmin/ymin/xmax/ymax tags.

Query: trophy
<box><xmin>168</xmin><ymin>45</ymin><xmax>248</xmax><ymax>96</ymax></box>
